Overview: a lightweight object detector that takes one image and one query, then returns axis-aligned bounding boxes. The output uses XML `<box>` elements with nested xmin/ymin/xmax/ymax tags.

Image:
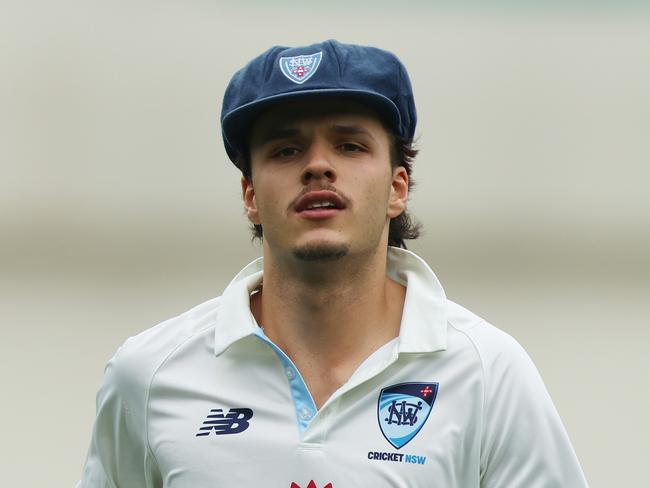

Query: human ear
<box><xmin>241</xmin><ymin>176</ymin><xmax>261</xmax><ymax>225</ymax></box>
<box><xmin>387</xmin><ymin>166</ymin><xmax>408</xmax><ymax>218</ymax></box>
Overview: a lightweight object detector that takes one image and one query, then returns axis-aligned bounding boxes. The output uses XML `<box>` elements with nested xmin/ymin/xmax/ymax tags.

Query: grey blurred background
<box><xmin>1</xmin><ymin>0</ymin><xmax>649</xmax><ymax>486</ymax></box>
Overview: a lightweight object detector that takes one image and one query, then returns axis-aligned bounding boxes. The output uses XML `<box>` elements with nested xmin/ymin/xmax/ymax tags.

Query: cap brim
<box><xmin>221</xmin><ymin>89</ymin><xmax>403</xmax><ymax>166</ymax></box>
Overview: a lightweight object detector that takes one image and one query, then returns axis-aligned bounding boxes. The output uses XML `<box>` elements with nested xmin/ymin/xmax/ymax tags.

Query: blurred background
<box><xmin>1</xmin><ymin>0</ymin><xmax>648</xmax><ymax>486</ymax></box>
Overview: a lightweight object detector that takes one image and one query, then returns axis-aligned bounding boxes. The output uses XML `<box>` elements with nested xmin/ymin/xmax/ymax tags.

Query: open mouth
<box><xmin>304</xmin><ymin>201</ymin><xmax>338</xmax><ymax>210</ymax></box>
<box><xmin>294</xmin><ymin>190</ymin><xmax>346</xmax><ymax>219</ymax></box>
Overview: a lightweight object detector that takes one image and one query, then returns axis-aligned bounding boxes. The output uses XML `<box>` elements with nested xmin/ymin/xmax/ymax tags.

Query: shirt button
<box><xmin>299</xmin><ymin>407</ymin><xmax>313</xmax><ymax>421</ymax></box>
<box><xmin>285</xmin><ymin>367</ymin><xmax>296</xmax><ymax>380</ymax></box>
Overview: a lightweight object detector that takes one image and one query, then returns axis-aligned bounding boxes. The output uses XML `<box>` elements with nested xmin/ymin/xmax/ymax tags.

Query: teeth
<box><xmin>306</xmin><ymin>201</ymin><xmax>335</xmax><ymax>210</ymax></box>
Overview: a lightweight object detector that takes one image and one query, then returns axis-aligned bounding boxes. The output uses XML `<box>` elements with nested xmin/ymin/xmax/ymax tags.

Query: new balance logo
<box><xmin>195</xmin><ymin>408</ymin><xmax>253</xmax><ymax>436</ymax></box>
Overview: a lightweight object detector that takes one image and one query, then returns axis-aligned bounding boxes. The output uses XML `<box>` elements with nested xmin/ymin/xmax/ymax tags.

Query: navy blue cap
<box><xmin>221</xmin><ymin>39</ymin><xmax>417</xmax><ymax>167</ymax></box>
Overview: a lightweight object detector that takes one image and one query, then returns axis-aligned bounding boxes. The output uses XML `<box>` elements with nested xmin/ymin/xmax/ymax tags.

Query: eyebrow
<box><xmin>254</xmin><ymin>123</ymin><xmax>377</xmax><ymax>147</ymax></box>
<box><xmin>328</xmin><ymin>124</ymin><xmax>377</xmax><ymax>142</ymax></box>
<box><xmin>254</xmin><ymin>127</ymin><xmax>301</xmax><ymax>147</ymax></box>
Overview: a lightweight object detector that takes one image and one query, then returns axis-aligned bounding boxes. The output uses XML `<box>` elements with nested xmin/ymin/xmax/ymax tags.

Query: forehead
<box><xmin>249</xmin><ymin>98</ymin><xmax>389</xmax><ymax>146</ymax></box>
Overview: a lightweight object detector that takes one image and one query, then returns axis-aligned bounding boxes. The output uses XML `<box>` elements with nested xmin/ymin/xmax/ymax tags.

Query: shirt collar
<box><xmin>213</xmin><ymin>246</ymin><xmax>448</xmax><ymax>356</ymax></box>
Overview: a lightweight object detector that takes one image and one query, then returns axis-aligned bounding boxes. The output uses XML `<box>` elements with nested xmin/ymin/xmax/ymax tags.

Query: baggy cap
<box><xmin>221</xmin><ymin>39</ymin><xmax>417</xmax><ymax>168</ymax></box>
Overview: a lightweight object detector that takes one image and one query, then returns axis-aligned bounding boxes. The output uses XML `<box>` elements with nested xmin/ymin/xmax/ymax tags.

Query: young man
<box><xmin>78</xmin><ymin>40</ymin><xmax>588</xmax><ymax>487</ymax></box>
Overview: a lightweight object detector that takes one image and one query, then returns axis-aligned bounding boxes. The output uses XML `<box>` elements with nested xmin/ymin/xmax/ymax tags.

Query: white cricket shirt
<box><xmin>77</xmin><ymin>247</ymin><xmax>588</xmax><ymax>487</ymax></box>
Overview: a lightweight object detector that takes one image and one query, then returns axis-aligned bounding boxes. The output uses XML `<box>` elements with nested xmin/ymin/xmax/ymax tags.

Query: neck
<box><xmin>250</xmin><ymin>243</ymin><xmax>406</xmax><ymax>406</ymax></box>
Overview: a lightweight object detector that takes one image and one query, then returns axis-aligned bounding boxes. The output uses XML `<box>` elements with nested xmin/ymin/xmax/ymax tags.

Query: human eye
<box><xmin>272</xmin><ymin>146</ymin><xmax>301</xmax><ymax>158</ymax></box>
<box><xmin>338</xmin><ymin>142</ymin><xmax>366</xmax><ymax>153</ymax></box>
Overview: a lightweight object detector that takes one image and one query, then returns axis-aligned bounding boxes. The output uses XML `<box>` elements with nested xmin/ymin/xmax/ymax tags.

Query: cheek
<box><xmin>360</xmin><ymin>165</ymin><xmax>393</xmax><ymax>201</ymax></box>
<box><xmin>349</xmin><ymin>173</ymin><xmax>393</xmax><ymax>223</ymax></box>
<box><xmin>255</xmin><ymin>189</ymin><xmax>280</xmax><ymax>221</ymax></box>
<box><xmin>251</xmin><ymin>177</ymin><xmax>289</xmax><ymax>222</ymax></box>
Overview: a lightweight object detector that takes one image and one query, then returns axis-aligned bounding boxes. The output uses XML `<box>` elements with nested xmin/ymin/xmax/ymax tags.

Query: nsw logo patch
<box><xmin>279</xmin><ymin>52</ymin><xmax>323</xmax><ymax>84</ymax></box>
<box><xmin>377</xmin><ymin>382</ymin><xmax>438</xmax><ymax>449</ymax></box>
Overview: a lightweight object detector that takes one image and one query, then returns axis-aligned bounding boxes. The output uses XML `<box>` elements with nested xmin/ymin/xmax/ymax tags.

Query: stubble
<box><xmin>292</xmin><ymin>243</ymin><xmax>350</xmax><ymax>262</ymax></box>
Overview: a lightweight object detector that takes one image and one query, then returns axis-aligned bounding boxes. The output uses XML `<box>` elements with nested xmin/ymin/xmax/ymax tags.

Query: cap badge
<box><xmin>279</xmin><ymin>52</ymin><xmax>323</xmax><ymax>85</ymax></box>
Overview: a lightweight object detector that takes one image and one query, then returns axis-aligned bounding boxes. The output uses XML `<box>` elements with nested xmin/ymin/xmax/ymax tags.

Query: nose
<box><xmin>300</xmin><ymin>140</ymin><xmax>336</xmax><ymax>185</ymax></box>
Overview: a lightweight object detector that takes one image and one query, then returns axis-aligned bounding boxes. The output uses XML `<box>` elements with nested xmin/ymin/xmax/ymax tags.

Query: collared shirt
<box><xmin>77</xmin><ymin>247</ymin><xmax>588</xmax><ymax>487</ymax></box>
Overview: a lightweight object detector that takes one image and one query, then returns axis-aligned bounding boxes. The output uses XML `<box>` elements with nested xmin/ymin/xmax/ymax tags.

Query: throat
<box><xmin>250</xmin><ymin>276</ymin><xmax>406</xmax><ymax>409</ymax></box>
<box><xmin>302</xmin><ymin>368</ymin><xmax>349</xmax><ymax>410</ymax></box>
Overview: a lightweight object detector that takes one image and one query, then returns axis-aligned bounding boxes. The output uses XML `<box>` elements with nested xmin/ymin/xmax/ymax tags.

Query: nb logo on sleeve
<box><xmin>195</xmin><ymin>408</ymin><xmax>254</xmax><ymax>436</ymax></box>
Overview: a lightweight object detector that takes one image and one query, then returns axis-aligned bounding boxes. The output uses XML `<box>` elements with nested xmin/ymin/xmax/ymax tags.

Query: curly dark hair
<box><xmin>237</xmin><ymin>135</ymin><xmax>421</xmax><ymax>249</ymax></box>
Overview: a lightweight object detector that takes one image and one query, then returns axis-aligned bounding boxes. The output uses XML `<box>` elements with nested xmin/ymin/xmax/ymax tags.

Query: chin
<box><xmin>291</xmin><ymin>241</ymin><xmax>350</xmax><ymax>262</ymax></box>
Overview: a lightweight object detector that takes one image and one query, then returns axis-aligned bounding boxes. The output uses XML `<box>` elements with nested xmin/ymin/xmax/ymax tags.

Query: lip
<box><xmin>294</xmin><ymin>190</ymin><xmax>347</xmax><ymax>217</ymax></box>
<box><xmin>297</xmin><ymin>207</ymin><xmax>342</xmax><ymax>220</ymax></box>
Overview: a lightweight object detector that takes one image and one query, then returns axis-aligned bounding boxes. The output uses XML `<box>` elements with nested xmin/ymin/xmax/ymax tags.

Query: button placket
<box><xmin>253</xmin><ymin>330</ymin><xmax>318</xmax><ymax>438</ymax></box>
<box><xmin>285</xmin><ymin>367</ymin><xmax>296</xmax><ymax>380</ymax></box>
<box><xmin>299</xmin><ymin>406</ymin><xmax>313</xmax><ymax>421</ymax></box>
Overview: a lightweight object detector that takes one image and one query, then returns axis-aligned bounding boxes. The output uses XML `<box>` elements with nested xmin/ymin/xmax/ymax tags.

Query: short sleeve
<box><xmin>474</xmin><ymin>324</ymin><xmax>589</xmax><ymax>487</ymax></box>
<box><xmin>76</xmin><ymin>344</ymin><xmax>162</xmax><ymax>488</ymax></box>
